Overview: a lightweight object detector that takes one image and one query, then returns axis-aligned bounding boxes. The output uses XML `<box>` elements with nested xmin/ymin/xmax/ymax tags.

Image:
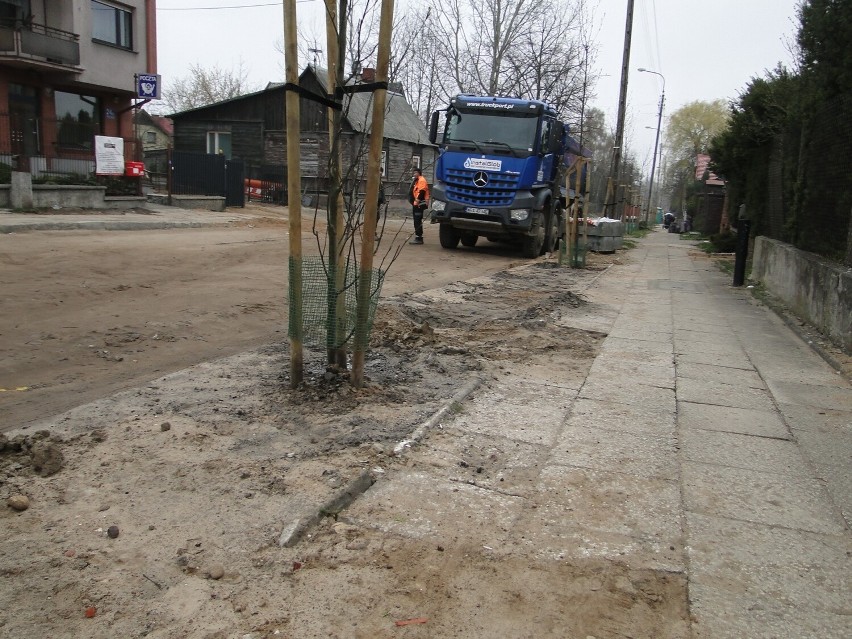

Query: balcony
<box><xmin>0</xmin><ymin>19</ymin><xmax>80</xmax><ymax>71</ymax></box>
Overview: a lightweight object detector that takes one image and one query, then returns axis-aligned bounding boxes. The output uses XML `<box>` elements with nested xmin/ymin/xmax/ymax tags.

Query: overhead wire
<box><xmin>158</xmin><ymin>1</ymin><xmax>312</xmax><ymax>10</ymax></box>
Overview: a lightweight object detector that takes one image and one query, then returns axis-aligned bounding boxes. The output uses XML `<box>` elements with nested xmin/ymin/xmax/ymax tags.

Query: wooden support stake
<box><xmin>351</xmin><ymin>0</ymin><xmax>394</xmax><ymax>387</ymax></box>
<box><xmin>283</xmin><ymin>0</ymin><xmax>303</xmax><ymax>387</ymax></box>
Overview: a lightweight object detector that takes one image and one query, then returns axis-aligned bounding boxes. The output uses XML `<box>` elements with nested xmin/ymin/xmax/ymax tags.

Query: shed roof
<box><xmin>279</xmin><ymin>66</ymin><xmax>432</xmax><ymax>146</ymax></box>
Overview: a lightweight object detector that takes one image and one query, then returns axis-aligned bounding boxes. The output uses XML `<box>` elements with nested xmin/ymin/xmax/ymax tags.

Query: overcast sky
<box><xmin>155</xmin><ymin>0</ymin><xmax>801</xmax><ymax>172</ymax></box>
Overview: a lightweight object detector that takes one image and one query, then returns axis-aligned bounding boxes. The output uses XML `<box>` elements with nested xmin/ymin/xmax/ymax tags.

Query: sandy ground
<box><xmin>0</xmin><ymin>208</ymin><xmax>719</xmax><ymax>637</ymax></box>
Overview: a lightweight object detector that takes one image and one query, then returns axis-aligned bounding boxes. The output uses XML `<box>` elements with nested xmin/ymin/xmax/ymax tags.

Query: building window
<box><xmin>206</xmin><ymin>131</ymin><xmax>231</xmax><ymax>158</ymax></box>
<box><xmin>54</xmin><ymin>91</ymin><xmax>100</xmax><ymax>150</ymax></box>
<box><xmin>0</xmin><ymin>1</ymin><xmax>32</xmax><ymax>25</ymax></box>
<box><xmin>145</xmin><ymin>131</ymin><xmax>156</xmax><ymax>144</ymax></box>
<box><xmin>411</xmin><ymin>155</ymin><xmax>421</xmax><ymax>169</ymax></box>
<box><xmin>380</xmin><ymin>150</ymin><xmax>386</xmax><ymax>176</ymax></box>
<box><xmin>92</xmin><ymin>1</ymin><xmax>132</xmax><ymax>49</ymax></box>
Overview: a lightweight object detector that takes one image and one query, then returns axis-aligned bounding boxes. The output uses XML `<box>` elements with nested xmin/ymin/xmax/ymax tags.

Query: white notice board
<box><xmin>95</xmin><ymin>136</ymin><xmax>125</xmax><ymax>175</ymax></box>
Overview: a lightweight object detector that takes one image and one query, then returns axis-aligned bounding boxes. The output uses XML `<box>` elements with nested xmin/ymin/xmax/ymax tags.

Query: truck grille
<box><xmin>445</xmin><ymin>168</ymin><xmax>519</xmax><ymax>207</ymax></box>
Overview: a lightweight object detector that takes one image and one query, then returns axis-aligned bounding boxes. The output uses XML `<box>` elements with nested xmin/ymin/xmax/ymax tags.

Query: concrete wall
<box><xmin>0</xmin><ymin>185</ymin><xmax>107</xmax><ymax>209</ymax></box>
<box><xmin>753</xmin><ymin>236</ymin><xmax>852</xmax><ymax>352</ymax></box>
<box><xmin>32</xmin><ymin>185</ymin><xmax>108</xmax><ymax>208</ymax></box>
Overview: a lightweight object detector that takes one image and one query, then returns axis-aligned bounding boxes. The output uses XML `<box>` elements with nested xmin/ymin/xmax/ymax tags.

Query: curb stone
<box><xmin>277</xmin><ymin>374</ymin><xmax>486</xmax><ymax>547</ymax></box>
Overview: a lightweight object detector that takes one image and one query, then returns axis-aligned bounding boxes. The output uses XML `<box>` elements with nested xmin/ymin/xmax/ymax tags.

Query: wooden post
<box><xmin>559</xmin><ymin>168</ymin><xmax>569</xmax><ymax>266</ymax></box>
<box><xmin>283</xmin><ymin>0</ymin><xmax>303</xmax><ymax>387</ymax></box>
<box><xmin>325</xmin><ymin>0</ymin><xmax>347</xmax><ymax>369</ymax></box>
<box><xmin>574</xmin><ymin>161</ymin><xmax>583</xmax><ymax>267</ymax></box>
<box><xmin>583</xmin><ymin>159</ymin><xmax>590</xmax><ymax>249</ymax></box>
<box><xmin>351</xmin><ymin>0</ymin><xmax>394</xmax><ymax>387</ymax></box>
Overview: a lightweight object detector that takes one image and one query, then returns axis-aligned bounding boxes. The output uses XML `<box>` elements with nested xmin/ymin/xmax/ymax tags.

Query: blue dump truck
<box><xmin>428</xmin><ymin>95</ymin><xmax>589</xmax><ymax>258</ymax></box>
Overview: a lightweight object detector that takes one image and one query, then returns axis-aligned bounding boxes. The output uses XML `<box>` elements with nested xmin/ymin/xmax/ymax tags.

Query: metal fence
<box><xmin>0</xmin><ymin>113</ymin><xmax>142</xmax><ymax>195</ymax></box>
<box><xmin>169</xmin><ymin>150</ymin><xmax>245</xmax><ymax>207</ymax></box>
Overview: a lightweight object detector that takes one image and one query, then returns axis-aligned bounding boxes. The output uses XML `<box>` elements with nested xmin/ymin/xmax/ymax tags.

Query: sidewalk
<box><xmin>345</xmin><ymin>229</ymin><xmax>852</xmax><ymax>637</ymax></box>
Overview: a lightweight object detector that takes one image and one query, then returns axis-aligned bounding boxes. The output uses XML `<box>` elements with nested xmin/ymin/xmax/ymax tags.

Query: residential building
<box><xmin>170</xmin><ymin>65</ymin><xmax>435</xmax><ymax>200</ymax></box>
<box><xmin>0</xmin><ymin>0</ymin><xmax>157</xmax><ymax>177</ymax></box>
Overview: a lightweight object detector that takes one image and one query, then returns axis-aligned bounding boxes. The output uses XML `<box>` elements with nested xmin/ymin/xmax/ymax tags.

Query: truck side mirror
<box><xmin>429</xmin><ymin>111</ymin><xmax>439</xmax><ymax>145</ymax></box>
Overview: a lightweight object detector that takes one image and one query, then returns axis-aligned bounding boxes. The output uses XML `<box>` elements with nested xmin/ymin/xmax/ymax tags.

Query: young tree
<box><xmin>663</xmin><ymin>99</ymin><xmax>729</xmax><ymax>213</ymax></box>
<box><xmin>157</xmin><ymin>62</ymin><xmax>258</xmax><ymax>114</ymax></box>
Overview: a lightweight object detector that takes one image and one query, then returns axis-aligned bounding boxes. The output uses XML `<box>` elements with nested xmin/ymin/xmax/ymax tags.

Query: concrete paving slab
<box><xmin>686</xmin><ymin>512</ymin><xmax>852</xmax><ymax>638</ymax></box>
<box><xmin>677</xmin><ymin>401</ymin><xmax>790</xmax><ymax>439</ymax></box>
<box><xmin>536</xmin><ymin>465</ymin><xmax>683</xmax><ymax>547</ymax></box>
<box><xmin>589</xmin><ymin>357</ymin><xmax>676</xmax><ymax>389</ymax></box>
<box><xmin>568</xmin><ymin>397</ymin><xmax>676</xmax><ymax>438</ymax></box>
<box><xmin>674</xmin><ymin>339</ymin><xmax>747</xmax><ymax>359</ymax></box>
<box><xmin>748</xmin><ymin>349</ymin><xmax>847</xmax><ymax>379</ymax></box>
<box><xmin>757</xmin><ymin>363</ymin><xmax>849</xmax><ymax>388</ymax></box>
<box><xmin>676</xmin><ymin>377</ymin><xmax>776</xmax><ymax>411</ymax></box>
<box><xmin>673</xmin><ymin>324</ymin><xmax>731</xmax><ymax>339</ymax></box>
<box><xmin>579</xmin><ymin>378</ymin><xmax>676</xmax><ymax>411</ymax></box>
<box><xmin>553</xmin><ymin>307</ymin><xmax>620</xmax><ymax>333</ymax></box>
<box><xmin>648</xmin><ymin>279</ymin><xmax>707</xmax><ymax>293</ymax></box>
<box><xmin>601</xmin><ymin>335</ymin><xmax>674</xmax><ymax>355</ymax></box>
<box><xmin>675</xmin><ymin>350</ymin><xmax>754</xmax><ymax>370</ymax></box>
<box><xmin>449</xmin><ymin>383</ymin><xmax>571</xmax><ymax>446</ymax></box>
<box><xmin>676</xmin><ymin>360</ymin><xmax>765</xmax><ymax>389</ymax></box>
<box><xmin>682</xmin><ymin>461</ymin><xmax>846</xmax><ymax>535</ymax></box>
<box><xmin>347</xmin><ymin>471</ymin><xmax>524</xmax><ymax>545</ymax></box>
<box><xmin>764</xmin><ymin>379</ymin><xmax>852</xmax><ymax>411</ymax></box>
<box><xmin>681</xmin><ymin>429</ymin><xmax>811</xmax><ymax>476</ymax></box>
<box><xmin>552</xmin><ymin>424</ymin><xmax>678</xmax><ymax>479</ymax></box>
<box><xmin>689</xmin><ymin>580</ymin><xmax>852</xmax><ymax>639</ymax></box>
<box><xmin>673</xmin><ymin>330</ymin><xmax>740</xmax><ymax>348</ymax></box>
<box><xmin>606</xmin><ymin>327</ymin><xmax>673</xmax><ymax>343</ymax></box>
<box><xmin>510</xmin><ymin>520</ymin><xmax>685</xmax><ymax>572</ymax></box>
<box><xmin>776</xmin><ymin>402</ymin><xmax>852</xmax><ymax>433</ymax></box>
<box><xmin>492</xmin><ymin>366</ymin><xmax>585</xmax><ymax>392</ymax></box>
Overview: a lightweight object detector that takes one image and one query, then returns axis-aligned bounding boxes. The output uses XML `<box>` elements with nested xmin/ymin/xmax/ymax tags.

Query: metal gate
<box><xmin>170</xmin><ymin>151</ymin><xmax>245</xmax><ymax>207</ymax></box>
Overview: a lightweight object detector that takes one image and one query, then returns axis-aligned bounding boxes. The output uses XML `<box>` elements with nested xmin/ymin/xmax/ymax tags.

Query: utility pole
<box><xmin>605</xmin><ymin>0</ymin><xmax>634</xmax><ymax>217</ymax></box>
<box><xmin>638</xmin><ymin>67</ymin><xmax>665</xmax><ymax>226</ymax></box>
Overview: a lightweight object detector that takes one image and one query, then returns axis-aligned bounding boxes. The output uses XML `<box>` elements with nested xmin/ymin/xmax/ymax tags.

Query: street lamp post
<box><xmin>638</xmin><ymin>68</ymin><xmax>665</xmax><ymax>226</ymax></box>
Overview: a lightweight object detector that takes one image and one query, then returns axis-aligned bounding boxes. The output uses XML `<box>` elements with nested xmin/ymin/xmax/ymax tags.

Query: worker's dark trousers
<box><xmin>412</xmin><ymin>205</ymin><xmax>425</xmax><ymax>238</ymax></box>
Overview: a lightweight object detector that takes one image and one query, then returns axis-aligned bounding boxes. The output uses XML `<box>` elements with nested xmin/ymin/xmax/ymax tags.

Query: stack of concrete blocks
<box><xmin>584</xmin><ymin>219</ymin><xmax>624</xmax><ymax>253</ymax></box>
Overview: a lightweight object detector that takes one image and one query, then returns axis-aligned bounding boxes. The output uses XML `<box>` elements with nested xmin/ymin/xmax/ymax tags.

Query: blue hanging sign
<box><xmin>136</xmin><ymin>74</ymin><xmax>161</xmax><ymax>100</ymax></box>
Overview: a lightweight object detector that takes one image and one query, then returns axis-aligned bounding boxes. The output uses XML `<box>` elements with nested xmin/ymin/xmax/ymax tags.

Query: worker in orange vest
<box><xmin>408</xmin><ymin>167</ymin><xmax>430</xmax><ymax>244</ymax></box>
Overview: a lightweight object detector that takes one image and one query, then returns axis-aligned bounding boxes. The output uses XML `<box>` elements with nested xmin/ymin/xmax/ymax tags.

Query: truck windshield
<box><xmin>445</xmin><ymin>110</ymin><xmax>538</xmax><ymax>153</ymax></box>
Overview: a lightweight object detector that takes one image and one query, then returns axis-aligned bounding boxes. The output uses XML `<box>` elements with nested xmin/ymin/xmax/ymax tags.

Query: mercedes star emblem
<box><xmin>473</xmin><ymin>171</ymin><xmax>489</xmax><ymax>188</ymax></box>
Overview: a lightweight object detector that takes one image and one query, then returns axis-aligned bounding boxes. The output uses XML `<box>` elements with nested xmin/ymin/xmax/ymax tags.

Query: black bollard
<box><xmin>733</xmin><ymin>219</ymin><xmax>751</xmax><ymax>286</ymax></box>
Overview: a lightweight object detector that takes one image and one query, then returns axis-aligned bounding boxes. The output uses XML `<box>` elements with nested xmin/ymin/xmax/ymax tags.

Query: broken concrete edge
<box><xmin>278</xmin><ymin>374</ymin><xmax>486</xmax><ymax>548</ymax></box>
<box><xmin>278</xmin><ymin>470</ymin><xmax>374</xmax><ymax>547</ymax></box>
<box><xmin>393</xmin><ymin>375</ymin><xmax>485</xmax><ymax>455</ymax></box>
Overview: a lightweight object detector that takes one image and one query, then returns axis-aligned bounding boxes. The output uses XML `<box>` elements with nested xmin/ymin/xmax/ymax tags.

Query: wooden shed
<box><xmin>169</xmin><ymin>65</ymin><xmax>435</xmax><ymax>200</ymax></box>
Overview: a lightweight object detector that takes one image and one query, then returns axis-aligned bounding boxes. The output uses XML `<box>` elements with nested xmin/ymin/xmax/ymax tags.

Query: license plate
<box><xmin>465</xmin><ymin>207</ymin><xmax>490</xmax><ymax>215</ymax></box>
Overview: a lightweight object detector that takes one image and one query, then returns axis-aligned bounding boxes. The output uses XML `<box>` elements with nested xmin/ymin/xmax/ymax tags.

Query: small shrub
<box><xmin>708</xmin><ymin>231</ymin><xmax>738</xmax><ymax>253</ymax></box>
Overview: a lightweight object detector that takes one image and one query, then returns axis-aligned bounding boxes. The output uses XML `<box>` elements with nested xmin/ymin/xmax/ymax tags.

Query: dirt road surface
<box><xmin>1</xmin><ymin>206</ymin><xmax>525</xmax><ymax>427</ymax></box>
<box><xmin>0</xmin><ymin>206</ymin><xmax>690</xmax><ymax>638</ymax></box>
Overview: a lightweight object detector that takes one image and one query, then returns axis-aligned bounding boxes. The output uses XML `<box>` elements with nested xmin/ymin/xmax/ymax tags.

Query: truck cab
<box><xmin>428</xmin><ymin>95</ymin><xmax>568</xmax><ymax>257</ymax></box>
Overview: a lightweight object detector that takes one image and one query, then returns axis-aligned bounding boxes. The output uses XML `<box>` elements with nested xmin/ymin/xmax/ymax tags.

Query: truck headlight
<box><xmin>432</xmin><ymin>200</ymin><xmax>446</xmax><ymax>212</ymax></box>
<box><xmin>510</xmin><ymin>208</ymin><xmax>530</xmax><ymax>221</ymax></box>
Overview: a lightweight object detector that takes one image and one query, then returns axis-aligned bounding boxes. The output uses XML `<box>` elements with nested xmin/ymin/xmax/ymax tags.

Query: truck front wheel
<box><xmin>542</xmin><ymin>204</ymin><xmax>560</xmax><ymax>254</ymax></box>
<box><xmin>521</xmin><ymin>216</ymin><xmax>545</xmax><ymax>258</ymax></box>
<box><xmin>439</xmin><ymin>224</ymin><xmax>461</xmax><ymax>248</ymax></box>
<box><xmin>460</xmin><ymin>233</ymin><xmax>478</xmax><ymax>247</ymax></box>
